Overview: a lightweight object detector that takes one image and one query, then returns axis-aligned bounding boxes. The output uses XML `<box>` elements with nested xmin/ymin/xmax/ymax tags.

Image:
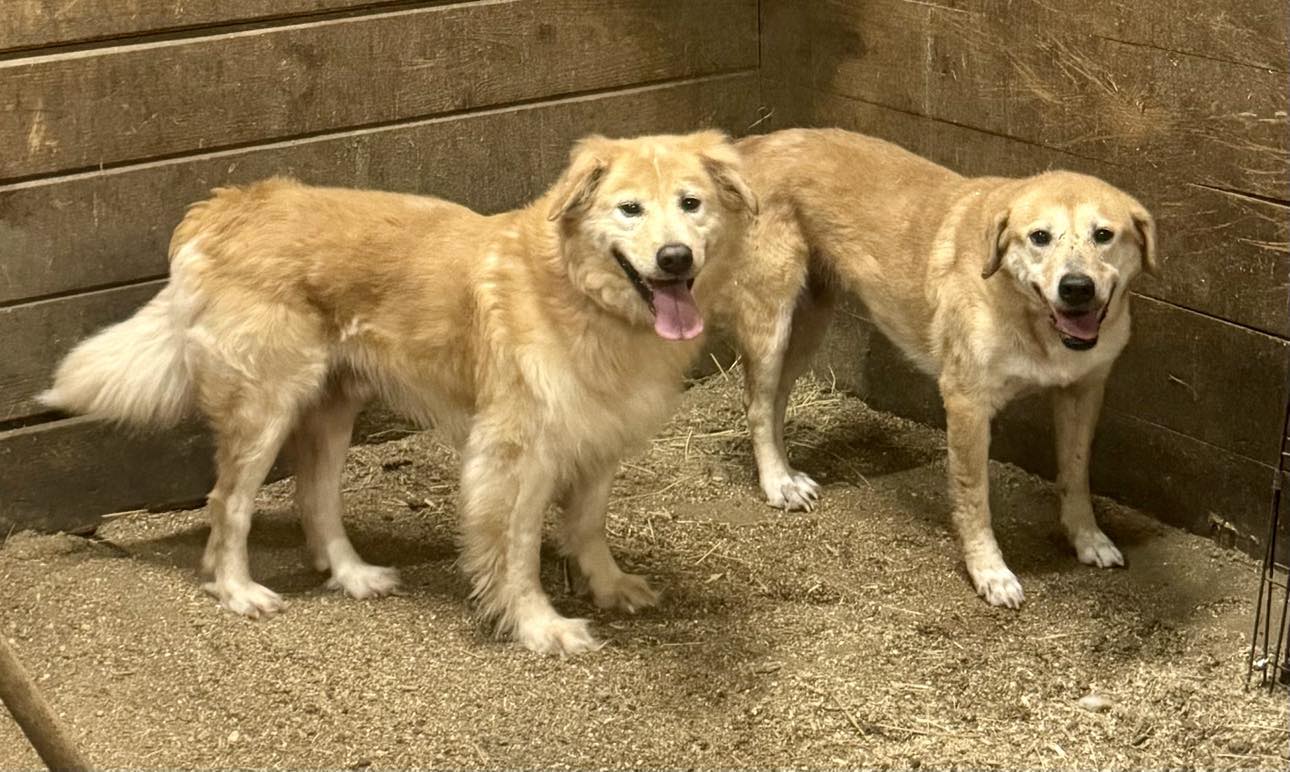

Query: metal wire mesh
<box><xmin>1247</xmin><ymin>367</ymin><xmax>1290</xmax><ymax>689</ymax></box>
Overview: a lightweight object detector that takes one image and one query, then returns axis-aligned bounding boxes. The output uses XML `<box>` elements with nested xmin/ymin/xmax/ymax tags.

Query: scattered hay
<box><xmin>0</xmin><ymin>374</ymin><xmax>1284</xmax><ymax>768</ymax></box>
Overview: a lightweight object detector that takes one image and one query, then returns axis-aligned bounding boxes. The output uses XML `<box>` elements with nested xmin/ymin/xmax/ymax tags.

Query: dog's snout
<box><xmin>1057</xmin><ymin>273</ymin><xmax>1096</xmax><ymax>306</ymax></box>
<box><xmin>656</xmin><ymin>243</ymin><xmax>694</xmax><ymax>276</ymax></box>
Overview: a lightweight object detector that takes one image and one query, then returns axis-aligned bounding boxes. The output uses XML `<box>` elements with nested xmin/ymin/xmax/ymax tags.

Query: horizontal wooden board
<box><xmin>821</xmin><ymin>305</ymin><xmax>1284</xmax><ymax>555</ymax></box>
<box><xmin>0</xmin><ymin>416</ymin><xmax>217</xmax><ymax>533</ymax></box>
<box><xmin>0</xmin><ymin>72</ymin><xmax>758</xmax><ymax>305</ymax></box>
<box><xmin>762</xmin><ymin>0</ymin><xmax>1289</xmax><ymax>201</ymax></box>
<box><xmin>0</xmin><ymin>281</ymin><xmax>164</xmax><ymax>423</ymax></box>
<box><xmin>0</xmin><ymin>1</ymin><xmax>418</xmax><ymax>52</ymax></box>
<box><xmin>0</xmin><ymin>0</ymin><xmax>758</xmax><ymax>181</ymax></box>
<box><xmin>761</xmin><ymin>81</ymin><xmax>1290</xmax><ymax>339</ymax></box>
<box><xmin>1013</xmin><ymin>0</ymin><xmax>1289</xmax><ymax>73</ymax></box>
<box><xmin>0</xmin><ymin>406</ymin><xmax>417</xmax><ymax>534</ymax></box>
<box><xmin>760</xmin><ymin>0</ymin><xmax>1289</xmax><ymax>75</ymax></box>
<box><xmin>0</xmin><ymin>74</ymin><xmax>761</xmax><ymax>423</ymax></box>
<box><xmin>1107</xmin><ymin>296</ymin><xmax>1288</xmax><ymax>463</ymax></box>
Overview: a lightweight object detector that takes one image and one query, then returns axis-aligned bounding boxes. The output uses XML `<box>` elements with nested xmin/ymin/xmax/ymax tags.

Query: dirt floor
<box><xmin>1</xmin><ymin>374</ymin><xmax>1287</xmax><ymax>768</ymax></box>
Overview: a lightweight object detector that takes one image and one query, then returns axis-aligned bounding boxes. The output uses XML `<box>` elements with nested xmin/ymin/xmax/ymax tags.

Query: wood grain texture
<box><xmin>762</xmin><ymin>0</ymin><xmax>1289</xmax><ymax>201</ymax></box>
<box><xmin>1011</xmin><ymin>0</ymin><xmax>1290</xmax><ymax>72</ymax></box>
<box><xmin>0</xmin><ymin>405</ymin><xmax>414</xmax><ymax>534</ymax></box>
<box><xmin>822</xmin><ymin>304</ymin><xmax>1282</xmax><ymax>554</ymax></box>
<box><xmin>760</xmin><ymin>0</ymin><xmax>1289</xmax><ymax>74</ymax></box>
<box><xmin>0</xmin><ymin>72</ymin><xmax>758</xmax><ymax>306</ymax></box>
<box><xmin>762</xmin><ymin>81</ymin><xmax>1290</xmax><ymax>339</ymax></box>
<box><xmin>0</xmin><ymin>74</ymin><xmax>760</xmax><ymax>422</ymax></box>
<box><xmin>1107</xmin><ymin>297</ymin><xmax>1288</xmax><ymax>464</ymax></box>
<box><xmin>0</xmin><ymin>416</ymin><xmax>217</xmax><ymax>533</ymax></box>
<box><xmin>0</xmin><ymin>0</ymin><xmax>422</xmax><ymax>52</ymax></box>
<box><xmin>0</xmin><ymin>0</ymin><xmax>758</xmax><ymax>180</ymax></box>
<box><xmin>0</xmin><ymin>281</ymin><xmax>164</xmax><ymax>423</ymax></box>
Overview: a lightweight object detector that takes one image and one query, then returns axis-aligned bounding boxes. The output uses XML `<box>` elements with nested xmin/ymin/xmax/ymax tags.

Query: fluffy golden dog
<box><xmin>43</xmin><ymin>131</ymin><xmax>756</xmax><ymax>654</ymax></box>
<box><xmin>715</xmin><ymin>128</ymin><xmax>1156</xmax><ymax>607</ymax></box>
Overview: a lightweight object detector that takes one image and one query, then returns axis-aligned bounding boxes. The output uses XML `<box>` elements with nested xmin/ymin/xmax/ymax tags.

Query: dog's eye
<box><xmin>618</xmin><ymin>201</ymin><xmax>643</xmax><ymax>217</ymax></box>
<box><xmin>1093</xmin><ymin>227</ymin><xmax>1115</xmax><ymax>244</ymax></box>
<box><xmin>1028</xmin><ymin>229</ymin><xmax>1052</xmax><ymax>247</ymax></box>
<box><xmin>680</xmin><ymin>196</ymin><xmax>702</xmax><ymax>212</ymax></box>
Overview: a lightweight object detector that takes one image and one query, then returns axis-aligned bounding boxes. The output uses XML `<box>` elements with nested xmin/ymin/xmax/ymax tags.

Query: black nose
<box><xmin>1058</xmin><ymin>273</ymin><xmax>1096</xmax><ymax>306</ymax></box>
<box><xmin>656</xmin><ymin>243</ymin><xmax>693</xmax><ymax>276</ymax></box>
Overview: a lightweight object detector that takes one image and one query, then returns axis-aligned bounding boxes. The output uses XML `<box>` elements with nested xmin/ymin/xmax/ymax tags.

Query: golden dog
<box><xmin>716</xmin><ymin>128</ymin><xmax>1157</xmax><ymax>607</ymax></box>
<box><xmin>42</xmin><ymin>131</ymin><xmax>756</xmax><ymax>654</ymax></box>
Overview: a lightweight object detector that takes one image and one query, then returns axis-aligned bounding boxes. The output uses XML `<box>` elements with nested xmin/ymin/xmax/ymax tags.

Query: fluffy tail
<box><xmin>39</xmin><ymin>285</ymin><xmax>193</xmax><ymax>427</ymax></box>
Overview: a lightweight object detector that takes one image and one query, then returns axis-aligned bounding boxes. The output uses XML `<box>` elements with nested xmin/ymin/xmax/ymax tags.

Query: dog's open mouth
<box><xmin>1037</xmin><ymin>283</ymin><xmax>1114</xmax><ymax>351</ymax></box>
<box><xmin>1052</xmin><ymin>309</ymin><xmax>1101</xmax><ymax>350</ymax></box>
<box><xmin>612</xmin><ymin>248</ymin><xmax>703</xmax><ymax>341</ymax></box>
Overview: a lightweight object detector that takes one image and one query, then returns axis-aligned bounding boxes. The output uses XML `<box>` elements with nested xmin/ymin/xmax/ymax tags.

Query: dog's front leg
<box><xmin>1053</xmin><ymin>371</ymin><xmax>1123</xmax><ymax>568</ymax></box>
<box><xmin>458</xmin><ymin>430</ymin><xmax>597</xmax><ymax>656</ymax></box>
<box><xmin>559</xmin><ymin>465</ymin><xmax>659</xmax><ymax>613</ymax></box>
<box><xmin>942</xmin><ymin>390</ymin><xmax>1024</xmax><ymax>608</ymax></box>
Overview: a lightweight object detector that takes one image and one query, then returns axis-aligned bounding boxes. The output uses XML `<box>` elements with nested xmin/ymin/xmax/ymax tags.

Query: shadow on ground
<box><xmin>0</xmin><ymin>376</ymin><xmax>1283</xmax><ymax>769</ymax></box>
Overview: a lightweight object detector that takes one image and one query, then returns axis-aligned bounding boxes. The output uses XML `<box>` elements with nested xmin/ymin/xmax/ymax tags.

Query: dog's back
<box><xmin>736</xmin><ymin>128</ymin><xmax>974</xmax><ymax>369</ymax></box>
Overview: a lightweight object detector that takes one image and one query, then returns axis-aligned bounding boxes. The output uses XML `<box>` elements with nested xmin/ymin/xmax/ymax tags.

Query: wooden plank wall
<box><xmin>0</xmin><ymin>0</ymin><xmax>763</xmax><ymax>532</ymax></box>
<box><xmin>760</xmin><ymin>0</ymin><xmax>1290</xmax><ymax>554</ymax></box>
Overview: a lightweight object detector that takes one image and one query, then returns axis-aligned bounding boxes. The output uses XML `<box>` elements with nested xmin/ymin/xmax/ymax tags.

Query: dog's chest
<box><xmin>516</xmin><ymin>339</ymin><xmax>691</xmax><ymax>460</ymax></box>
<box><xmin>993</xmin><ymin>329</ymin><xmax>1125</xmax><ymax>394</ymax></box>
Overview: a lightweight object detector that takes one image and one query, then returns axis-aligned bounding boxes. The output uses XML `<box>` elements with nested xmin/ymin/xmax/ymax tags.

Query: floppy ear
<box><xmin>981</xmin><ymin>209</ymin><xmax>1010</xmax><ymax>279</ymax></box>
<box><xmin>1131</xmin><ymin>205</ymin><xmax>1160</xmax><ymax>277</ymax></box>
<box><xmin>699</xmin><ymin>134</ymin><xmax>758</xmax><ymax>216</ymax></box>
<box><xmin>546</xmin><ymin>136</ymin><xmax>608</xmax><ymax>222</ymax></box>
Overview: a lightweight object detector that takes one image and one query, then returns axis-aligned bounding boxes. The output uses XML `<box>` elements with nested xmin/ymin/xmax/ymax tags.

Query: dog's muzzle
<box><xmin>611</xmin><ymin>247</ymin><xmax>702</xmax><ymax>341</ymax></box>
<box><xmin>1038</xmin><ymin>282</ymin><xmax>1115</xmax><ymax>351</ymax></box>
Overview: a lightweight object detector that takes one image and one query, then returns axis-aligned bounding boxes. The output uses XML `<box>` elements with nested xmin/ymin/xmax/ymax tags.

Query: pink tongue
<box><xmin>1055</xmin><ymin>311</ymin><xmax>1100</xmax><ymax>340</ymax></box>
<box><xmin>651</xmin><ymin>281</ymin><xmax>704</xmax><ymax>340</ymax></box>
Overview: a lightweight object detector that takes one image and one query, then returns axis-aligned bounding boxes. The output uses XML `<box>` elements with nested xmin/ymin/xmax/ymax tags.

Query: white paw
<box><xmin>590</xmin><ymin>572</ymin><xmax>659</xmax><ymax>613</ymax></box>
<box><xmin>762</xmin><ymin>471</ymin><xmax>821</xmax><ymax>512</ymax></box>
<box><xmin>1071</xmin><ymin>528</ymin><xmax>1124</xmax><ymax>568</ymax></box>
<box><xmin>514</xmin><ymin>615</ymin><xmax>600</xmax><ymax>656</ymax></box>
<box><xmin>968</xmin><ymin>563</ymin><xmax>1025</xmax><ymax>609</ymax></box>
<box><xmin>326</xmin><ymin>562</ymin><xmax>402</xmax><ymax>599</ymax></box>
<box><xmin>203</xmin><ymin>579</ymin><xmax>286</xmax><ymax>619</ymax></box>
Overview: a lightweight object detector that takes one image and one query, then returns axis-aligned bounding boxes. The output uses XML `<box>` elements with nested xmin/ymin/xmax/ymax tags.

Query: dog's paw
<box><xmin>968</xmin><ymin>563</ymin><xmax>1025</xmax><ymax>609</ymax></box>
<box><xmin>763</xmin><ymin>471</ymin><xmax>821</xmax><ymax>512</ymax></box>
<box><xmin>515</xmin><ymin>615</ymin><xmax>600</xmax><ymax>657</ymax></box>
<box><xmin>1071</xmin><ymin>528</ymin><xmax>1124</xmax><ymax>568</ymax></box>
<box><xmin>203</xmin><ymin>579</ymin><xmax>286</xmax><ymax>619</ymax></box>
<box><xmin>326</xmin><ymin>562</ymin><xmax>402</xmax><ymax>599</ymax></box>
<box><xmin>591</xmin><ymin>572</ymin><xmax>659</xmax><ymax>613</ymax></box>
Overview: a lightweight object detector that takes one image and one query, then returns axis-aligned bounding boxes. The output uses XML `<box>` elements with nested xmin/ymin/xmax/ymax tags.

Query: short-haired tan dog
<box><xmin>42</xmin><ymin>131</ymin><xmax>756</xmax><ymax>654</ymax></box>
<box><xmin>716</xmin><ymin>128</ymin><xmax>1156</xmax><ymax>607</ymax></box>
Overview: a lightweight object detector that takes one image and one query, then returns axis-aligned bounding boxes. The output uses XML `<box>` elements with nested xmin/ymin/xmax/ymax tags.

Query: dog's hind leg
<box><xmin>1053</xmin><ymin>370</ymin><xmax>1123</xmax><ymax>568</ymax></box>
<box><xmin>201</xmin><ymin>397</ymin><xmax>298</xmax><ymax>618</ymax></box>
<box><xmin>559</xmin><ymin>465</ymin><xmax>657</xmax><ymax>613</ymax></box>
<box><xmin>459</xmin><ymin>426</ymin><xmax>595</xmax><ymax>656</ymax></box>
<box><xmin>193</xmin><ymin>307</ymin><xmax>330</xmax><ymax>618</ymax></box>
<box><xmin>290</xmin><ymin>378</ymin><xmax>401</xmax><ymax>599</ymax></box>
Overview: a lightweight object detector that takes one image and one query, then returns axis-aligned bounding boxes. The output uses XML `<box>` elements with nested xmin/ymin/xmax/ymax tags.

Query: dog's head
<box><xmin>981</xmin><ymin>171</ymin><xmax>1158</xmax><ymax>351</ymax></box>
<box><xmin>547</xmin><ymin>130</ymin><xmax>757</xmax><ymax>341</ymax></box>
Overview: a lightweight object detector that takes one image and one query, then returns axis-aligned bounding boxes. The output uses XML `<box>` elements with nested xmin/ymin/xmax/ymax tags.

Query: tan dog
<box><xmin>41</xmin><ymin>131</ymin><xmax>756</xmax><ymax>654</ymax></box>
<box><xmin>715</xmin><ymin>128</ymin><xmax>1156</xmax><ymax>607</ymax></box>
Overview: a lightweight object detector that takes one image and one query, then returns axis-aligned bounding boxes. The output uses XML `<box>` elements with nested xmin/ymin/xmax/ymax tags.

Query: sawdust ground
<box><xmin>1</xmin><ymin>375</ymin><xmax>1286</xmax><ymax>769</ymax></box>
